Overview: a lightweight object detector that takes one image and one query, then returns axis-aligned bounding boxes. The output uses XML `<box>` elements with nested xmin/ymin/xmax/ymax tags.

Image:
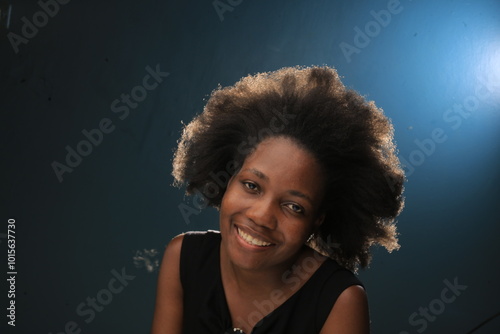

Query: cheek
<box><xmin>281</xmin><ymin>221</ymin><xmax>314</xmax><ymax>245</ymax></box>
<box><xmin>220</xmin><ymin>184</ymin><xmax>237</xmax><ymax>213</ymax></box>
<box><xmin>219</xmin><ymin>183</ymin><xmax>243</xmax><ymax>224</ymax></box>
<box><xmin>221</xmin><ymin>180</ymin><xmax>254</xmax><ymax>211</ymax></box>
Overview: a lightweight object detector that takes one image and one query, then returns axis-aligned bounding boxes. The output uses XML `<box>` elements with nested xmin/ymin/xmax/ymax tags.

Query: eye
<box><xmin>284</xmin><ymin>203</ymin><xmax>304</xmax><ymax>214</ymax></box>
<box><xmin>242</xmin><ymin>181</ymin><xmax>258</xmax><ymax>192</ymax></box>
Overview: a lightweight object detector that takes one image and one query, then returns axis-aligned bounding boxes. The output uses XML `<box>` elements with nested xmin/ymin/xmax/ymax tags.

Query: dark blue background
<box><xmin>2</xmin><ymin>0</ymin><xmax>500</xmax><ymax>333</ymax></box>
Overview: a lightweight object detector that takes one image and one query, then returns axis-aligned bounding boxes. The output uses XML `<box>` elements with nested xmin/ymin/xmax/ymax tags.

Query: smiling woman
<box><xmin>151</xmin><ymin>66</ymin><xmax>405</xmax><ymax>334</ymax></box>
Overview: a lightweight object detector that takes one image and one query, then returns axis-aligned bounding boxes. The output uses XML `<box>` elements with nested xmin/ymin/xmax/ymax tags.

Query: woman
<box><xmin>151</xmin><ymin>66</ymin><xmax>405</xmax><ymax>333</ymax></box>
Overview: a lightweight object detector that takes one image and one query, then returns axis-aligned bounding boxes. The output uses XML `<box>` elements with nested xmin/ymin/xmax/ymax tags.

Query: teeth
<box><xmin>237</xmin><ymin>228</ymin><xmax>272</xmax><ymax>247</ymax></box>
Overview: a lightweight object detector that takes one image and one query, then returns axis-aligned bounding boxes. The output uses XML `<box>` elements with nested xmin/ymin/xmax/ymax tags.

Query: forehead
<box><xmin>240</xmin><ymin>137</ymin><xmax>326</xmax><ymax>198</ymax></box>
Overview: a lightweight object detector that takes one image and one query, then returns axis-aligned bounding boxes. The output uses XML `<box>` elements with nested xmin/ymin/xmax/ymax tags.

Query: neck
<box><xmin>220</xmin><ymin>245</ymin><xmax>311</xmax><ymax>298</ymax></box>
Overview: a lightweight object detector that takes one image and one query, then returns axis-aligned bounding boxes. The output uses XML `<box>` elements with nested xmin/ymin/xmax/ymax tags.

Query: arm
<box><xmin>151</xmin><ymin>234</ymin><xmax>185</xmax><ymax>334</ymax></box>
<box><xmin>319</xmin><ymin>285</ymin><xmax>370</xmax><ymax>334</ymax></box>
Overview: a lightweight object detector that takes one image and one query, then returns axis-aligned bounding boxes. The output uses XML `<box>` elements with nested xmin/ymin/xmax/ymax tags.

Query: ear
<box><xmin>307</xmin><ymin>214</ymin><xmax>325</xmax><ymax>243</ymax></box>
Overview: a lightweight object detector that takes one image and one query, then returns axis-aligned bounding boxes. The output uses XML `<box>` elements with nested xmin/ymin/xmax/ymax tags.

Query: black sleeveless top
<box><xmin>180</xmin><ymin>231</ymin><xmax>363</xmax><ymax>334</ymax></box>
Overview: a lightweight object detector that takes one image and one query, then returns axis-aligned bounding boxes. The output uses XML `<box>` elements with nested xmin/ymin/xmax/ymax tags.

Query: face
<box><xmin>219</xmin><ymin>136</ymin><xmax>326</xmax><ymax>272</ymax></box>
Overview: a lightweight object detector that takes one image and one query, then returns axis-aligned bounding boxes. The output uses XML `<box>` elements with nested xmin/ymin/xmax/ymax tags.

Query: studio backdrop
<box><xmin>2</xmin><ymin>0</ymin><xmax>500</xmax><ymax>333</ymax></box>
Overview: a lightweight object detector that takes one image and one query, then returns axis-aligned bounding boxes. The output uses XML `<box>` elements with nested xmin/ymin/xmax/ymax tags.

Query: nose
<box><xmin>245</xmin><ymin>196</ymin><xmax>277</xmax><ymax>229</ymax></box>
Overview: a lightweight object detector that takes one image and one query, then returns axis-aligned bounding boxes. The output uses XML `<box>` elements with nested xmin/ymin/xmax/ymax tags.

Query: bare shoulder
<box><xmin>165</xmin><ymin>233</ymin><xmax>185</xmax><ymax>258</ymax></box>
<box><xmin>158</xmin><ymin>233</ymin><xmax>185</xmax><ymax>277</ymax></box>
<box><xmin>150</xmin><ymin>234</ymin><xmax>185</xmax><ymax>334</ymax></box>
<box><xmin>319</xmin><ymin>285</ymin><xmax>370</xmax><ymax>334</ymax></box>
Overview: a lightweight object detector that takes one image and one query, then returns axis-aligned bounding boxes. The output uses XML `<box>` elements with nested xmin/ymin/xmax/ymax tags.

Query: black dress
<box><xmin>180</xmin><ymin>231</ymin><xmax>363</xmax><ymax>334</ymax></box>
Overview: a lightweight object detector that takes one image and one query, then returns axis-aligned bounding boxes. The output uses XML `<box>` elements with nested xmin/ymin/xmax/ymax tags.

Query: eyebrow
<box><xmin>287</xmin><ymin>190</ymin><xmax>313</xmax><ymax>205</ymax></box>
<box><xmin>244</xmin><ymin>168</ymin><xmax>269</xmax><ymax>181</ymax></box>
<box><xmin>242</xmin><ymin>168</ymin><xmax>313</xmax><ymax>205</ymax></box>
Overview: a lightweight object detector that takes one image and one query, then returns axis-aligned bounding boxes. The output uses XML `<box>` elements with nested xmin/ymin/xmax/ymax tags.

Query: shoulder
<box><xmin>166</xmin><ymin>233</ymin><xmax>185</xmax><ymax>256</ymax></box>
<box><xmin>150</xmin><ymin>233</ymin><xmax>185</xmax><ymax>334</ymax></box>
<box><xmin>159</xmin><ymin>232</ymin><xmax>188</xmax><ymax>269</ymax></box>
<box><xmin>181</xmin><ymin>229</ymin><xmax>221</xmax><ymax>242</ymax></box>
<box><xmin>151</xmin><ymin>231</ymin><xmax>221</xmax><ymax>334</ymax></box>
<box><xmin>313</xmin><ymin>259</ymin><xmax>368</xmax><ymax>333</ymax></box>
<box><xmin>317</xmin><ymin>261</ymin><xmax>369</xmax><ymax>334</ymax></box>
<box><xmin>164</xmin><ymin>230</ymin><xmax>220</xmax><ymax>264</ymax></box>
<box><xmin>174</xmin><ymin>230</ymin><xmax>222</xmax><ymax>280</ymax></box>
<box><xmin>157</xmin><ymin>232</ymin><xmax>187</xmax><ymax>290</ymax></box>
<box><xmin>177</xmin><ymin>230</ymin><xmax>220</xmax><ymax>258</ymax></box>
<box><xmin>319</xmin><ymin>284</ymin><xmax>369</xmax><ymax>334</ymax></box>
<box><xmin>318</xmin><ymin>259</ymin><xmax>364</xmax><ymax>295</ymax></box>
<box><xmin>178</xmin><ymin>230</ymin><xmax>220</xmax><ymax>245</ymax></box>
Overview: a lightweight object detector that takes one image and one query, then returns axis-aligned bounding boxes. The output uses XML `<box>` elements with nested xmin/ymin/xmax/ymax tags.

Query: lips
<box><xmin>235</xmin><ymin>225</ymin><xmax>275</xmax><ymax>248</ymax></box>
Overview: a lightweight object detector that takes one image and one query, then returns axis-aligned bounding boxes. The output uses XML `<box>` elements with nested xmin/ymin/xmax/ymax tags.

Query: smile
<box><xmin>236</xmin><ymin>227</ymin><xmax>273</xmax><ymax>247</ymax></box>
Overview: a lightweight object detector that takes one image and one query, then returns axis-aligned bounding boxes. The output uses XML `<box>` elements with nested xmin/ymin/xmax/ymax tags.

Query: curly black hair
<box><xmin>173</xmin><ymin>65</ymin><xmax>405</xmax><ymax>271</ymax></box>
